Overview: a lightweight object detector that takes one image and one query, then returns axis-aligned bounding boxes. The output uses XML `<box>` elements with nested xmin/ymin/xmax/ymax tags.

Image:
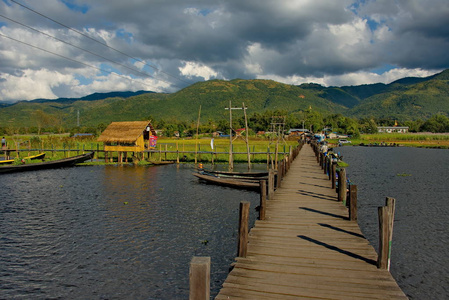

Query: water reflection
<box><xmin>0</xmin><ymin>164</ymin><xmax>260</xmax><ymax>299</ymax></box>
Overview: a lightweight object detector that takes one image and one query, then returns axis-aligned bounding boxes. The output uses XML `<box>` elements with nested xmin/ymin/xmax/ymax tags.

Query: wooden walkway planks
<box><xmin>215</xmin><ymin>145</ymin><xmax>407</xmax><ymax>299</ymax></box>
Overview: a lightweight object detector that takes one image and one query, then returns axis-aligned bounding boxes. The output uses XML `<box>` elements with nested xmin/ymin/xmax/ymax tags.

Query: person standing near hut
<box><xmin>1</xmin><ymin>137</ymin><xmax>6</xmax><ymax>149</ymax></box>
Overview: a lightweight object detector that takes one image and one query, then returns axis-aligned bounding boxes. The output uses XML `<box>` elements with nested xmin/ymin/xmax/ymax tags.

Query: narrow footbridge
<box><xmin>215</xmin><ymin>145</ymin><xmax>407</xmax><ymax>299</ymax></box>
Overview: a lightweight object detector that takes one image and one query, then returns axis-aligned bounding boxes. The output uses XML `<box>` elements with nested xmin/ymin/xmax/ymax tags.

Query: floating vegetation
<box><xmin>397</xmin><ymin>173</ymin><xmax>412</xmax><ymax>177</ymax></box>
<box><xmin>337</xmin><ymin>161</ymin><xmax>349</xmax><ymax>168</ymax></box>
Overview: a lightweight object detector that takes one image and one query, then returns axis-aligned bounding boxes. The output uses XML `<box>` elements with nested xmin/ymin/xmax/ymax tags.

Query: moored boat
<box><xmin>193</xmin><ymin>172</ymin><xmax>260</xmax><ymax>190</ymax></box>
<box><xmin>200</xmin><ymin>169</ymin><xmax>269</xmax><ymax>177</ymax></box>
<box><xmin>0</xmin><ymin>152</ymin><xmax>93</xmax><ymax>174</ymax></box>
<box><xmin>0</xmin><ymin>152</ymin><xmax>46</xmax><ymax>165</ymax></box>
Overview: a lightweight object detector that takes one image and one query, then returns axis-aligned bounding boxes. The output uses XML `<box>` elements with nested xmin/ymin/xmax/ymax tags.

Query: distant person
<box><xmin>1</xmin><ymin>137</ymin><xmax>5</xmax><ymax>148</ymax></box>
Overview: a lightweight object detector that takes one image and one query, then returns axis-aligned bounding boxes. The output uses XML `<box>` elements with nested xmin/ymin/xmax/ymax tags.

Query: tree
<box><xmin>420</xmin><ymin>114</ymin><xmax>449</xmax><ymax>133</ymax></box>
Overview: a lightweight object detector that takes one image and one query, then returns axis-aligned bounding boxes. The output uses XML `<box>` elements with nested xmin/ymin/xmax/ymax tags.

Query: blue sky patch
<box><xmin>61</xmin><ymin>0</ymin><xmax>89</xmax><ymax>14</ymax></box>
<box><xmin>370</xmin><ymin>64</ymin><xmax>395</xmax><ymax>75</ymax></box>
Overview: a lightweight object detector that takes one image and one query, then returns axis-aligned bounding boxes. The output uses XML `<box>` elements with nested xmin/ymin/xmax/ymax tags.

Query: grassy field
<box><xmin>1</xmin><ymin>134</ymin><xmax>299</xmax><ymax>163</ymax></box>
<box><xmin>2</xmin><ymin>132</ymin><xmax>447</xmax><ymax>165</ymax></box>
<box><xmin>331</xmin><ymin>133</ymin><xmax>449</xmax><ymax>149</ymax></box>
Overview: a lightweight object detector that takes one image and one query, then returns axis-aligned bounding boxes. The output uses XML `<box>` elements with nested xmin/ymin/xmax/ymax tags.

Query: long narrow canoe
<box><xmin>201</xmin><ymin>171</ymin><xmax>267</xmax><ymax>181</ymax></box>
<box><xmin>0</xmin><ymin>152</ymin><xmax>46</xmax><ymax>165</ymax></box>
<box><xmin>201</xmin><ymin>169</ymin><xmax>269</xmax><ymax>177</ymax></box>
<box><xmin>193</xmin><ymin>172</ymin><xmax>260</xmax><ymax>190</ymax></box>
<box><xmin>0</xmin><ymin>152</ymin><xmax>93</xmax><ymax>174</ymax></box>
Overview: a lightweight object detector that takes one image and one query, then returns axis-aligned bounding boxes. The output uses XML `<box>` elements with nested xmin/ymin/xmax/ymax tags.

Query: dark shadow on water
<box><xmin>318</xmin><ymin>223</ymin><xmax>365</xmax><ymax>239</ymax></box>
<box><xmin>296</xmin><ymin>190</ymin><xmax>336</xmax><ymax>202</ymax></box>
<box><xmin>297</xmin><ymin>235</ymin><xmax>377</xmax><ymax>266</ymax></box>
<box><xmin>299</xmin><ymin>207</ymin><xmax>347</xmax><ymax>220</ymax></box>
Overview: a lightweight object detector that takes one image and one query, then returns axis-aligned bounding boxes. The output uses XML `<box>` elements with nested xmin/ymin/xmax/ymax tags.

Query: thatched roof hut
<box><xmin>98</xmin><ymin>121</ymin><xmax>157</xmax><ymax>152</ymax></box>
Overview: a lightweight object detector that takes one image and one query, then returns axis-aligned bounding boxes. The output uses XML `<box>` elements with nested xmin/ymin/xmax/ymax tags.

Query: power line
<box><xmin>9</xmin><ymin>0</ymin><xmax>192</xmax><ymax>86</ymax></box>
<box><xmin>0</xmin><ymin>33</ymin><xmax>156</xmax><ymax>89</ymax></box>
<box><xmin>0</xmin><ymin>13</ymin><xmax>181</xmax><ymax>86</ymax></box>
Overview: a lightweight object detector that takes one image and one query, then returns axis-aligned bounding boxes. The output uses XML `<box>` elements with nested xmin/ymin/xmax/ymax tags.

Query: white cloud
<box><xmin>0</xmin><ymin>0</ymin><xmax>448</xmax><ymax>102</ymax></box>
<box><xmin>0</xmin><ymin>69</ymin><xmax>76</xmax><ymax>101</ymax></box>
<box><xmin>258</xmin><ymin>68</ymin><xmax>441</xmax><ymax>87</ymax></box>
<box><xmin>179</xmin><ymin>61</ymin><xmax>218</xmax><ymax>80</ymax></box>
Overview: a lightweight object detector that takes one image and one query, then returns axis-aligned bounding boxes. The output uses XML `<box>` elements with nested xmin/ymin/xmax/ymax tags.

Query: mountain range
<box><xmin>0</xmin><ymin>69</ymin><xmax>448</xmax><ymax>128</ymax></box>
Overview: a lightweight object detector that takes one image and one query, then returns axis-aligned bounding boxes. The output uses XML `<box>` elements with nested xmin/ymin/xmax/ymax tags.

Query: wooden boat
<box><xmin>200</xmin><ymin>170</ymin><xmax>267</xmax><ymax>181</ymax></box>
<box><xmin>148</xmin><ymin>160</ymin><xmax>175</xmax><ymax>166</ymax></box>
<box><xmin>0</xmin><ymin>152</ymin><xmax>46</xmax><ymax>165</ymax></box>
<box><xmin>200</xmin><ymin>169</ymin><xmax>269</xmax><ymax>178</ymax></box>
<box><xmin>0</xmin><ymin>152</ymin><xmax>94</xmax><ymax>174</ymax></box>
<box><xmin>193</xmin><ymin>172</ymin><xmax>260</xmax><ymax>190</ymax></box>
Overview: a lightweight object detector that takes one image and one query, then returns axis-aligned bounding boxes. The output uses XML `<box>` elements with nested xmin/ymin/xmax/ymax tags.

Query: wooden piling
<box><xmin>331</xmin><ymin>163</ymin><xmax>336</xmax><ymax>189</ymax></box>
<box><xmin>276</xmin><ymin>161</ymin><xmax>283</xmax><ymax>188</ymax></box>
<box><xmin>189</xmin><ymin>256</ymin><xmax>210</xmax><ymax>300</ymax></box>
<box><xmin>349</xmin><ymin>184</ymin><xmax>358</xmax><ymax>221</ymax></box>
<box><xmin>377</xmin><ymin>206</ymin><xmax>390</xmax><ymax>269</ymax></box>
<box><xmin>386</xmin><ymin>197</ymin><xmax>396</xmax><ymax>270</ymax></box>
<box><xmin>259</xmin><ymin>180</ymin><xmax>267</xmax><ymax>221</ymax></box>
<box><xmin>268</xmin><ymin>169</ymin><xmax>275</xmax><ymax>199</ymax></box>
<box><xmin>338</xmin><ymin>168</ymin><xmax>347</xmax><ymax>204</ymax></box>
<box><xmin>238</xmin><ymin>201</ymin><xmax>250</xmax><ymax>258</ymax></box>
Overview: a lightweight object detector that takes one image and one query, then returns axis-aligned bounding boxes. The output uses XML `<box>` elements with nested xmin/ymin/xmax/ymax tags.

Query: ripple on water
<box><xmin>0</xmin><ymin>164</ymin><xmax>260</xmax><ymax>299</ymax></box>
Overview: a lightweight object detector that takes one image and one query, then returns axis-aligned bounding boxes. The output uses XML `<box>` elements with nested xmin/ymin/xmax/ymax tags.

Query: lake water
<box><xmin>0</xmin><ymin>163</ymin><xmax>261</xmax><ymax>299</ymax></box>
<box><xmin>1</xmin><ymin>147</ymin><xmax>448</xmax><ymax>299</ymax></box>
<box><xmin>337</xmin><ymin>146</ymin><xmax>449</xmax><ymax>300</ymax></box>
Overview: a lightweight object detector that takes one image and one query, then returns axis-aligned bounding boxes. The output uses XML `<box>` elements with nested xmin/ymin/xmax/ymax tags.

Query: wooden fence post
<box><xmin>338</xmin><ymin>168</ymin><xmax>347</xmax><ymax>203</ymax></box>
<box><xmin>189</xmin><ymin>256</ymin><xmax>210</xmax><ymax>300</ymax></box>
<box><xmin>238</xmin><ymin>201</ymin><xmax>250</xmax><ymax>258</ymax></box>
<box><xmin>331</xmin><ymin>163</ymin><xmax>336</xmax><ymax>189</ymax></box>
<box><xmin>276</xmin><ymin>161</ymin><xmax>283</xmax><ymax>188</ymax></box>
<box><xmin>259</xmin><ymin>180</ymin><xmax>267</xmax><ymax>220</ymax></box>
<box><xmin>349</xmin><ymin>185</ymin><xmax>358</xmax><ymax>221</ymax></box>
<box><xmin>268</xmin><ymin>169</ymin><xmax>275</xmax><ymax>199</ymax></box>
<box><xmin>385</xmin><ymin>197</ymin><xmax>396</xmax><ymax>271</ymax></box>
<box><xmin>377</xmin><ymin>206</ymin><xmax>390</xmax><ymax>269</ymax></box>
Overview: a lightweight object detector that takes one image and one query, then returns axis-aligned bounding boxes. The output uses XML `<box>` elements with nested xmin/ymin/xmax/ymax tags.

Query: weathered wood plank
<box><xmin>215</xmin><ymin>145</ymin><xmax>407</xmax><ymax>299</ymax></box>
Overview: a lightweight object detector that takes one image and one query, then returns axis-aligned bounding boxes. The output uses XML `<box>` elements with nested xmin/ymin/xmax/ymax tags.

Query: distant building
<box><xmin>288</xmin><ymin>128</ymin><xmax>309</xmax><ymax>136</ymax></box>
<box><xmin>377</xmin><ymin>126</ymin><xmax>409</xmax><ymax>133</ymax></box>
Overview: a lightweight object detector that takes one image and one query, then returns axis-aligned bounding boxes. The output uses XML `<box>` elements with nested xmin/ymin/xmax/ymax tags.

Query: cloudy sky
<box><xmin>1</xmin><ymin>0</ymin><xmax>448</xmax><ymax>102</ymax></box>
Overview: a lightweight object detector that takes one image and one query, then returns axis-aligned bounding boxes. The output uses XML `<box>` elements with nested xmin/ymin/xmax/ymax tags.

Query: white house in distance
<box><xmin>377</xmin><ymin>126</ymin><xmax>409</xmax><ymax>133</ymax></box>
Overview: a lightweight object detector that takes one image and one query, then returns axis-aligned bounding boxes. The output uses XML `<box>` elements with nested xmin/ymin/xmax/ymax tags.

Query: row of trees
<box><xmin>149</xmin><ymin>110</ymin><xmax>449</xmax><ymax>138</ymax></box>
<box><xmin>1</xmin><ymin>110</ymin><xmax>448</xmax><ymax>138</ymax></box>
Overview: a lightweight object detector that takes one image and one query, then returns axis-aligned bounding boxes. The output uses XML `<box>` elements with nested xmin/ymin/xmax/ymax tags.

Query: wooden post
<box><xmin>276</xmin><ymin>160</ymin><xmax>282</xmax><ymax>188</ymax></box>
<box><xmin>268</xmin><ymin>169</ymin><xmax>275</xmax><ymax>200</ymax></box>
<box><xmin>189</xmin><ymin>256</ymin><xmax>210</xmax><ymax>300</ymax></box>
<box><xmin>385</xmin><ymin>197</ymin><xmax>396</xmax><ymax>271</ymax></box>
<box><xmin>349</xmin><ymin>184</ymin><xmax>358</xmax><ymax>221</ymax></box>
<box><xmin>159</xmin><ymin>144</ymin><xmax>162</xmax><ymax>161</ymax></box>
<box><xmin>176</xmin><ymin>141</ymin><xmax>180</xmax><ymax>164</ymax></box>
<box><xmin>259</xmin><ymin>180</ymin><xmax>267</xmax><ymax>220</ymax></box>
<box><xmin>165</xmin><ymin>144</ymin><xmax>168</xmax><ymax>161</ymax></box>
<box><xmin>238</xmin><ymin>201</ymin><xmax>250</xmax><ymax>258</ymax></box>
<box><xmin>331</xmin><ymin>163</ymin><xmax>336</xmax><ymax>189</ymax></box>
<box><xmin>377</xmin><ymin>206</ymin><xmax>390</xmax><ymax>269</ymax></box>
<box><xmin>338</xmin><ymin>168</ymin><xmax>347</xmax><ymax>204</ymax></box>
<box><xmin>242</xmin><ymin>102</ymin><xmax>251</xmax><ymax>169</ymax></box>
<box><xmin>228</xmin><ymin>100</ymin><xmax>233</xmax><ymax>170</ymax></box>
<box><xmin>266</xmin><ymin>146</ymin><xmax>269</xmax><ymax>168</ymax></box>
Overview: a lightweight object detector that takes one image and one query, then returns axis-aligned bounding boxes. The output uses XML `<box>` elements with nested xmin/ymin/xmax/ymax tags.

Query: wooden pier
<box><xmin>214</xmin><ymin>145</ymin><xmax>407</xmax><ymax>299</ymax></box>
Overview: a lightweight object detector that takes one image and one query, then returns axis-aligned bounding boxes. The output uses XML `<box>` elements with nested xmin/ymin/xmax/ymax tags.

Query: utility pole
<box><xmin>225</xmin><ymin>101</ymin><xmax>251</xmax><ymax>170</ymax></box>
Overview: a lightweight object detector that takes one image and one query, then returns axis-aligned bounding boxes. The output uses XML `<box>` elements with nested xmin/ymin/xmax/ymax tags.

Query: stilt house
<box><xmin>97</xmin><ymin>121</ymin><xmax>157</xmax><ymax>152</ymax></box>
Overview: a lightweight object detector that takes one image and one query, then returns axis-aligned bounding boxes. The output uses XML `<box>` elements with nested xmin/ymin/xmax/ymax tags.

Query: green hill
<box><xmin>347</xmin><ymin>70</ymin><xmax>449</xmax><ymax>119</ymax></box>
<box><xmin>0</xmin><ymin>79</ymin><xmax>346</xmax><ymax>128</ymax></box>
<box><xmin>0</xmin><ymin>70</ymin><xmax>448</xmax><ymax>129</ymax></box>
